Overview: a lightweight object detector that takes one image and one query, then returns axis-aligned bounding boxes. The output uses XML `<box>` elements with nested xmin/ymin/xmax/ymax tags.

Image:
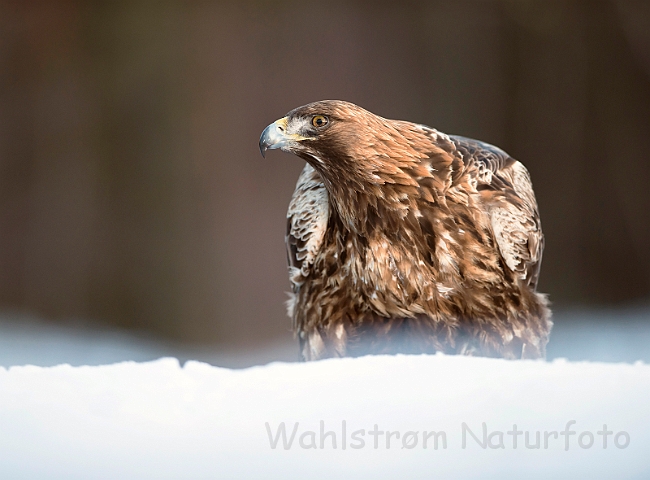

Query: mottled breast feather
<box><xmin>285</xmin><ymin>164</ymin><xmax>329</xmax><ymax>319</ymax></box>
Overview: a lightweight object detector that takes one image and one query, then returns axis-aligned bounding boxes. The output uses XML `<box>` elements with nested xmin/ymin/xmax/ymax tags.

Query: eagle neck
<box><xmin>319</xmin><ymin>173</ymin><xmax>416</xmax><ymax>238</ymax></box>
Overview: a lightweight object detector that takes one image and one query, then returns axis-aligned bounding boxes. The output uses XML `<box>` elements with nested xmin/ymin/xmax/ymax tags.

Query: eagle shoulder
<box><xmin>450</xmin><ymin>136</ymin><xmax>544</xmax><ymax>289</ymax></box>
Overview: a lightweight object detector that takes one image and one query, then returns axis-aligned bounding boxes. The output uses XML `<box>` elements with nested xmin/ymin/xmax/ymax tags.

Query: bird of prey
<box><xmin>259</xmin><ymin>100</ymin><xmax>551</xmax><ymax>361</ymax></box>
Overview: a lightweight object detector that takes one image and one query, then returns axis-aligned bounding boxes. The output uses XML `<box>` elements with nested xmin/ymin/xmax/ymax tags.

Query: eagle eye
<box><xmin>311</xmin><ymin>115</ymin><xmax>328</xmax><ymax>128</ymax></box>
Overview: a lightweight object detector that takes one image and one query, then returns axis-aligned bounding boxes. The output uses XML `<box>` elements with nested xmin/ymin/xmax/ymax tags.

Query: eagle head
<box><xmin>259</xmin><ymin>100</ymin><xmax>380</xmax><ymax>167</ymax></box>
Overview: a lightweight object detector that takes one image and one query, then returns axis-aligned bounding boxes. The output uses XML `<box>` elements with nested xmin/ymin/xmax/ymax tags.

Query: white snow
<box><xmin>1</xmin><ymin>308</ymin><xmax>649</xmax><ymax>478</ymax></box>
<box><xmin>0</xmin><ymin>354</ymin><xmax>649</xmax><ymax>479</ymax></box>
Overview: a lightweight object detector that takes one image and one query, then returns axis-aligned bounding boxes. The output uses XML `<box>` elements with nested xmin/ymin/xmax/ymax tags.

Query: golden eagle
<box><xmin>260</xmin><ymin>100</ymin><xmax>551</xmax><ymax>360</ymax></box>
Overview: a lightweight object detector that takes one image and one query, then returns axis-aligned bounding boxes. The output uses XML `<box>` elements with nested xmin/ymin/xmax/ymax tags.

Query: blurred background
<box><xmin>0</xmin><ymin>0</ymin><xmax>649</xmax><ymax>367</ymax></box>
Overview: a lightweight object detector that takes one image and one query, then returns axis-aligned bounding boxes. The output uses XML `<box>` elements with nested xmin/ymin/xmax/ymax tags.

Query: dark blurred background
<box><xmin>1</xmin><ymin>1</ymin><xmax>649</xmax><ymax>366</ymax></box>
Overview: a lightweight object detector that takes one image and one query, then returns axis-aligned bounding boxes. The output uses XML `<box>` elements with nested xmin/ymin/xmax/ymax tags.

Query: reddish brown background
<box><xmin>1</xmin><ymin>1</ymin><xmax>649</xmax><ymax>353</ymax></box>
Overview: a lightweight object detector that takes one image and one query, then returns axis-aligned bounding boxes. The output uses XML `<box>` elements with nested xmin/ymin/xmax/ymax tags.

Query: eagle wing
<box><xmin>450</xmin><ymin>136</ymin><xmax>544</xmax><ymax>289</ymax></box>
<box><xmin>286</xmin><ymin>163</ymin><xmax>329</xmax><ymax>294</ymax></box>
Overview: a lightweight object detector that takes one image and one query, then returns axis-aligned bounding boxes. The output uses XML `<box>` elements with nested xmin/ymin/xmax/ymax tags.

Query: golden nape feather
<box><xmin>260</xmin><ymin>100</ymin><xmax>551</xmax><ymax>361</ymax></box>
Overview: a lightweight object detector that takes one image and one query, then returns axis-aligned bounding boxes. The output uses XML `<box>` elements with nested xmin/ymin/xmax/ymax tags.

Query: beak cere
<box><xmin>259</xmin><ymin>117</ymin><xmax>290</xmax><ymax>158</ymax></box>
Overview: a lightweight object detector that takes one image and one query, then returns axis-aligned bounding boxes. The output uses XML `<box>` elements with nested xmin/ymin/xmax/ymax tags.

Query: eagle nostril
<box><xmin>278</xmin><ymin>125</ymin><xmax>285</xmax><ymax>132</ymax></box>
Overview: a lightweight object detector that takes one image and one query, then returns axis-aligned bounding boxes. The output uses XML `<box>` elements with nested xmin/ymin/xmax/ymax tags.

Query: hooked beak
<box><xmin>259</xmin><ymin>116</ymin><xmax>311</xmax><ymax>157</ymax></box>
<box><xmin>259</xmin><ymin>117</ymin><xmax>289</xmax><ymax>158</ymax></box>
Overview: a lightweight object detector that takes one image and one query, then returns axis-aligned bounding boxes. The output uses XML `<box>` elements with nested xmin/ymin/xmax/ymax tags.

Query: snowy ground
<box><xmin>1</xmin><ymin>355</ymin><xmax>649</xmax><ymax>479</ymax></box>
<box><xmin>0</xmin><ymin>307</ymin><xmax>649</xmax><ymax>479</ymax></box>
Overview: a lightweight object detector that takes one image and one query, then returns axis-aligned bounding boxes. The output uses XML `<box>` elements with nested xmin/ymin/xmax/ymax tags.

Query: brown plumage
<box><xmin>259</xmin><ymin>100</ymin><xmax>551</xmax><ymax>361</ymax></box>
